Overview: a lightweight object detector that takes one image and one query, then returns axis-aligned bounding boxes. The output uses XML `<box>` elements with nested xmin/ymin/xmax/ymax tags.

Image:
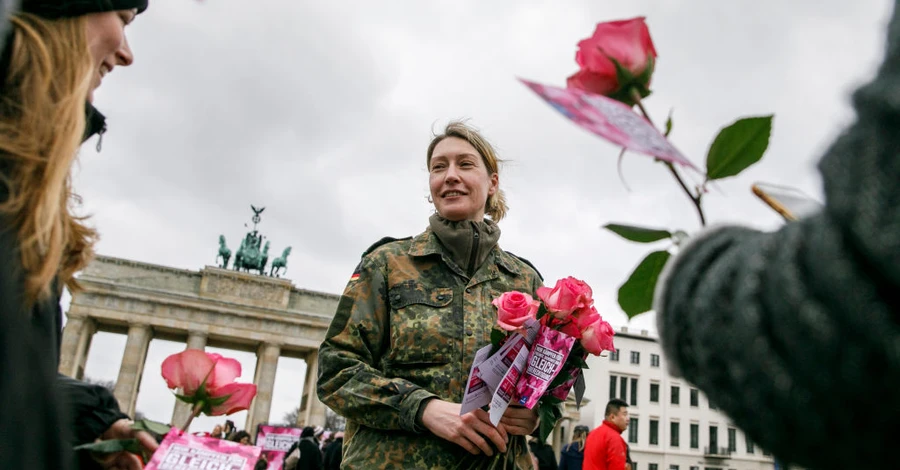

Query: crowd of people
<box><xmin>196</xmin><ymin>422</ymin><xmax>345</xmax><ymax>470</ymax></box>
<box><xmin>0</xmin><ymin>0</ymin><xmax>899</xmax><ymax>467</ymax></box>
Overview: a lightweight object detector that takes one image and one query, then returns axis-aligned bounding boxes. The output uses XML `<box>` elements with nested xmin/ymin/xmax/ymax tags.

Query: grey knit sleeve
<box><xmin>654</xmin><ymin>2</ymin><xmax>900</xmax><ymax>469</ymax></box>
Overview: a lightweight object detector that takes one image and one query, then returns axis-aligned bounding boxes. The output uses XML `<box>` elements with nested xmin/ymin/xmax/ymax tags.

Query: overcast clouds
<box><xmin>67</xmin><ymin>0</ymin><xmax>893</xmax><ymax>432</ymax></box>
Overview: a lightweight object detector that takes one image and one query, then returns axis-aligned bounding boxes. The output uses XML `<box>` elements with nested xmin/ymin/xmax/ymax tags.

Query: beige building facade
<box><xmin>581</xmin><ymin>327</ymin><xmax>776</xmax><ymax>470</ymax></box>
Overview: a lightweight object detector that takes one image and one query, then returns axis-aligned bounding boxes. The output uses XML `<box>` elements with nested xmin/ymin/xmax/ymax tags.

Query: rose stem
<box><xmin>630</xmin><ymin>88</ymin><xmax>707</xmax><ymax>227</ymax></box>
<box><xmin>180</xmin><ymin>401</ymin><xmax>205</xmax><ymax>432</ymax></box>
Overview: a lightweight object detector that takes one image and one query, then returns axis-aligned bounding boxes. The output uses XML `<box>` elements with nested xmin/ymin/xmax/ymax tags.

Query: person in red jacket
<box><xmin>584</xmin><ymin>399</ymin><xmax>629</xmax><ymax>470</ymax></box>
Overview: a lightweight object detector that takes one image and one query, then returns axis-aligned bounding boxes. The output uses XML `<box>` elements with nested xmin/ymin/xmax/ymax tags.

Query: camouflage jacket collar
<box><xmin>408</xmin><ymin>228</ymin><xmax>524</xmax><ymax>278</ymax></box>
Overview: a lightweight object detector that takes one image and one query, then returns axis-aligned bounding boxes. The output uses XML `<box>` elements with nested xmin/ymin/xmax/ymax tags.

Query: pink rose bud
<box><xmin>492</xmin><ymin>291</ymin><xmax>540</xmax><ymax>331</ymax></box>
<box><xmin>581</xmin><ymin>318</ymin><xmax>616</xmax><ymax>355</ymax></box>
<box><xmin>536</xmin><ymin>277</ymin><xmax>594</xmax><ymax>318</ymax></box>
<box><xmin>566</xmin><ymin>17</ymin><xmax>657</xmax><ymax>105</ymax></box>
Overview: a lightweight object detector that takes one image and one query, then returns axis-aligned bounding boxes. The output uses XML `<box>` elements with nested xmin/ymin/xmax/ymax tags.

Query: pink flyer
<box><xmin>145</xmin><ymin>429</ymin><xmax>261</xmax><ymax>470</ymax></box>
<box><xmin>519</xmin><ymin>78</ymin><xmax>695</xmax><ymax>168</ymax></box>
<box><xmin>460</xmin><ymin>344</ymin><xmax>494</xmax><ymax>415</ymax></box>
<box><xmin>488</xmin><ymin>346</ymin><xmax>529</xmax><ymax>426</ymax></box>
<box><xmin>255</xmin><ymin>425</ymin><xmax>300</xmax><ymax>470</ymax></box>
<box><xmin>515</xmin><ymin>328</ymin><xmax>576</xmax><ymax>409</ymax></box>
<box><xmin>255</xmin><ymin>425</ymin><xmax>300</xmax><ymax>453</ymax></box>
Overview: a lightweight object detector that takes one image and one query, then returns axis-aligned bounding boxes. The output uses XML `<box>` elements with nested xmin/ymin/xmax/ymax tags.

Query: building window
<box><xmin>649</xmin><ymin>419</ymin><xmax>659</xmax><ymax>445</ymax></box>
<box><xmin>709</xmin><ymin>425</ymin><xmax>719</xmax><ymax>451</ymax></box>
<box><xmin>630</xmin><ymin>377</ymin><xmax>638</xmax><ymax>405</ymax></box>
<box><xmin>630</xmin><ymin>351</ymin><xmax>640</xmax><ymax>364</ymax></box>
<box><xmin>650</xmin><ymin>383</ymin><xmax>660</xmax><ymax>403</ymax></box>
<box><xmin>610</xmin><ymin>349</ymin><xmax>620</xmax><ymax>362</ymax></box>
<box><xmin>670</xmin><ymin>421</ymin><xmax>680</xmax><ymax>447</ymax></box>
<box><xmin>648</xmin><ymin>465</ymin><xmax>658</xmax><ymax>470</ymax></box>
<box><xmin>669</xmin><ymin>466</ymin><xmax>679</xmax><ymax>470</ymax></box>
<box><xmin>610</xmin><ymin>374</ymin><xmax>636</xmax><ymax>402</ymax></box>
<box><xmin>746</xmin><ymin>435</ymin><xmax>755</xmax><ymax>454</ymax></box>
<box><xmin>690</xmin><ymin>388</ymin><xmax>699</xmax><ymax>407</ymax></box>
<box><xmin>650</xmin><ymin>353</ymin><xmax>660</xmax><ymax>367</ymax></box>
<box><xmin>628</xmin><ymin>418</ymin><xmax>639</xmax><ymax>443</ymax></box>
<box><xmin>690</xmin><ymin>423</ymin><xmax>699</xmax><ymax>449</ymax></box>
<box><xmin>728</xmin><ymin>428</ymin><xmax>737</xmax><ymax>452</ymax></box>
<box><xmin>671</xmin><ymin>385</ymin><xmax>680</xmax><ymax>405</ymax></box>
<box><xmin>689</xmin><ymin>467</ymin><xmax>699</xmax><ymax>470</ymax></box>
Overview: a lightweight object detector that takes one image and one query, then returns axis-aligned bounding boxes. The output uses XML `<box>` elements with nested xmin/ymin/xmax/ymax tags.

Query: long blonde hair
<box><xmin>0</xmin><ymin>13</ymin><xmax>97</xmax><ymax>305</ymax></box>
<box><xmin>426</xmin><ymin>120</ymin><xmax>509</xmax><ymax>222</ymax></box>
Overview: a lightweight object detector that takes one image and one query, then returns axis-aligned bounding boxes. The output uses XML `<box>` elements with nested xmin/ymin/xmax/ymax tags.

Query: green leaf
<box><xmin>705</xmin><ymin>115</ymin><xmax>773</xmax><ymax>180</ymax></box>
<box><xmin>618</xmin><ymin>250</ymin><xmax>672</xmax><ymax>318</ymax></box>
<box><xmin>490</xmin><ymin>329</ymin><xmax>505</xmax><ymax>349</ymax></box>
<box><xmin>664</xmin><ymin>109</ymin><xmax>674</xmax><ymax>137</ymax></box>
<box><xmin>174</xmin><ymin>393</ymin><xmax>194</xmax><ymax>403</ymax></box>
<box><xmin>604</xmin><ymin>223</ymin><xmax>671</xmax><ymax>243</ymax></box>
<box><xmin>569</xmin><ymin>355</ymin><xmax>589</xmax><ymax>370</ymax></box>
<box><xmin>538</xmin><ymin>402</ymin><xmax>564</xmax><ymax>443</ymax></box>
<box><xmin>132</xmin><ymin>419</ymin><xmax>171</xmax><ymax>436</ymax></box>
<box><xmin>74</xmin><ymin>438</ymin><xmax>142</xmax><ymax>455</ymax></box>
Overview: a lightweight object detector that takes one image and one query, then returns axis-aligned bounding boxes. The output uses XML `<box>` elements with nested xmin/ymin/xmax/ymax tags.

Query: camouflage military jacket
<box><xmin>317</xmin><ymin>227</ymin><xmax>543</xmax><ymax>469</ymax></box>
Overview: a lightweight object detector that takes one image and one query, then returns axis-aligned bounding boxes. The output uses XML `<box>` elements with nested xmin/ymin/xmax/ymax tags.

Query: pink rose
<box><xmin>208</xmin><ymin>382</ymin><xmax>258</xmax><ymax>416</ymax></box>
<box><xmin>566</xmin><ymin>17</ymin><xmax>657</xmax><ymax>104</ymax></box>
<box><xmin>536</xmin><ymin>277</ymin><xmax>594</xmax><ymax>318</ymax></box>
<box><xmin>162</xmin><ymin>350</ymin><xmax>257</xmax><ymax>415</ymax></box>
<box><xmin>492</xmin><ymin>291</ymin><xmax>540</xmax><ymax>331</ymax></box>
<box><xmin>573</xmin><ymin>305</ymin><xmax>601</xmax><ymax>331</ymax></box>
<box><xmin>581</xmin><ymin>319</ymin><xmax>616</xmax><ymax>355</ymax></box>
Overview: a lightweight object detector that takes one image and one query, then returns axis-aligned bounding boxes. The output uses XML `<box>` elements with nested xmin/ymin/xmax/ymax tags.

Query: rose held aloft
<box><xmin>492</xmin><ymin>291</ymin><xmax>540</xmax><ymax>331</ymax></box>
<box><xmin>161</xmin><ymin>349</ymin><xmax>257</xmax><ymax>417</ymax></box>
<box><xmin>566</xmin><ymin>17</ymin><xmax>657</xmax><ymax>105</ymax></box>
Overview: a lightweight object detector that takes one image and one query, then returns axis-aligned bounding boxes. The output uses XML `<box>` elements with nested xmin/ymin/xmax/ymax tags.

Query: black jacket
<box><xmin>0</xmin><ymin>182</ymin><xmax>127</xmax><ymax>469</ymax></box>
<box><xmin>0</xmin><ymin>208</ymin><xmax>73</xmax><ymax>468</ymax></box>
<box><xmin>322</xmin><ymin>437</ymin><xmax>342</xmax><ymax>470</ymax></box>
<box><xmin>286</xmin><ymin>437</ymin><xmax>323</xmax><ymax>470</ymax></box>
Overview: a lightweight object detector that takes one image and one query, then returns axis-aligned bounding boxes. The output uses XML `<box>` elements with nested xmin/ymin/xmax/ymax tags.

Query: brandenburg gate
<box><xmin>58</xmin><ymin>254</ymin><xmax>337</xmax><ymax>432</ymax></box>
<box><xmin>58</xmin><ymin>206</ymin><xmax>338</xmax><ymax>433</ymax></box>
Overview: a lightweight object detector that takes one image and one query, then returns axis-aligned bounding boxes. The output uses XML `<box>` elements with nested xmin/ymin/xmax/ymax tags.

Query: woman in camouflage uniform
<box><xmin>318</xmin><ymin>121</ymin><xmax>544</xmax><ymax>469</ymax></box>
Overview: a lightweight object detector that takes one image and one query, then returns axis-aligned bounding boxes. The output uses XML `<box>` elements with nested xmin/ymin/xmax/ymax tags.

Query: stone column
<box><xmin>302</xmin><ymin>349</ymin><xmax>327</xmax><ymax>427</ymax></box>
<box><xmin>170</xmin><ymin>331</ymin><xmax>208</xmax><ymax>429</ymax></box>
<box><xmin>113</xmin><ymin>324</ymin><xmax>152</xmax><ymax>416</ymax></box>
<box><xmin>246</xmin><ymin>343</ymin><xmax>280</xmax><ymax>435</ymax></box>
<box><xmin>58</xmin><ymin>315</ymin><xmax>96</xmax><ymax>379</ymax></box>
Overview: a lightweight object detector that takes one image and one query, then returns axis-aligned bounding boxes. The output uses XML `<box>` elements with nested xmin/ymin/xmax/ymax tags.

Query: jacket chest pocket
<box><xmin>383</xmin><ymin>282</ymin><xmax>459</xmax><ymax>367</ymax></box>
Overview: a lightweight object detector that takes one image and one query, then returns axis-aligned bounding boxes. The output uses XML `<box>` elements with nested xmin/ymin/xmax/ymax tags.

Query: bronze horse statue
<box><xmin>269</xmin><ymin>246</ymin><xmax>292</xmax><ymax>278</ymax></box>
<box><xmin>216</xmin><ymin>235</ymin><xmax>231</xmax><ymax>269</ymax></box>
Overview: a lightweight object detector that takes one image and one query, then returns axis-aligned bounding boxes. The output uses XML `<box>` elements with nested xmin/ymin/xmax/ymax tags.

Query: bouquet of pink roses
<box><xmin>460</xmin><ymin>276</ymin><xmax>615</xmax><ymax>443</ymax></box>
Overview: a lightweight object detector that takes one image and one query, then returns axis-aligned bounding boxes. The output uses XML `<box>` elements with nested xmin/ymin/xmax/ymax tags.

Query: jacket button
<box><xmin>466</xmin><ymin>329</ymin><xmax>474</xmax><ymax>336</ymax></box>
<box><xmin>465</xmin><ymin>288</ymin><xmax>472</xmax><ymax>294</ymax></box>
<box><xmin>437</xmin><ymin>295</ymin><xmax>446</xmax><ymax>301</ymax></box>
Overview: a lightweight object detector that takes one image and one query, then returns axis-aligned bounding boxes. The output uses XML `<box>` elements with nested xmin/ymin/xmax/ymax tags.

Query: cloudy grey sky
<box><xmin>67</xmin><ymin>0</ymin><xmax>893</xmax><ymax>433</ymax></box>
